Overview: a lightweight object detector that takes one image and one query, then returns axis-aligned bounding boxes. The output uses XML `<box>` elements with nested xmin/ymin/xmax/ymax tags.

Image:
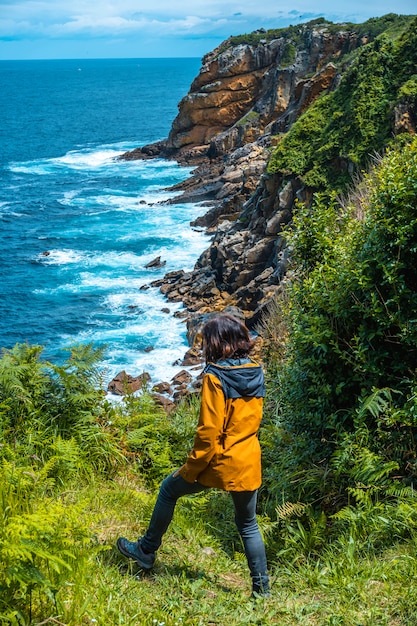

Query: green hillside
<box><xmin>268</xmin><ymin>16</ymin><xmax>417</xmax><ymax>192</ymax></box>
<box><xmin>218</xmin><ymin>13</ymin><xmax>414</xmax><ymax>53</ymax></box>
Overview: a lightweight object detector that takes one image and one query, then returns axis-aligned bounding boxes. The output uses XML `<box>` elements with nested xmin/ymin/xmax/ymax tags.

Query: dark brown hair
<box><xmin>202</xmin><ymin>314</ymin><xmax>255</xmax><ymax>363</ymax></box>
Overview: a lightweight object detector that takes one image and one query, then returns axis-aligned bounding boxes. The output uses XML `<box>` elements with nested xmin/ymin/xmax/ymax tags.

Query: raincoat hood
<box><xmin>204</xmin><ymin>358</ymin><xmax>265</xmax><ymax>400</ymax></box>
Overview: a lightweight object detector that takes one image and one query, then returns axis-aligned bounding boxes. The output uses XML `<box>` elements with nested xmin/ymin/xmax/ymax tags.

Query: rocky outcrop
<box><xmin>163</xmin><ymin>27</ymin><xmax>359</xmax><ymax>161</ymax></box>
<box><xmin>120</xmin><ymin>19</ymin><xmax>409</xmax><ymax>331</ymax></box>
<box><xmin>108</xmin><ymin>371</ymin><xmax>151</xmax><ymax>395</ymax></box>
<box><xmin>155</xmin><ymin>173</ymin><xmax>308</xmax><ymax>326</ymax></box>
<box><xmin>122</xmin><ymin>22</ymin><xmax>364</xmax><ymax>216</ymax></box>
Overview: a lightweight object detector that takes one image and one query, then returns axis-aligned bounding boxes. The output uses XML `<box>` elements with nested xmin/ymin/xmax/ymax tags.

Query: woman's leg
<box><xmin>140</xmin><ymin>471</ymin><xmax>208</xmax><ymax>553</ymax></box>
<box><xmin>230</xmin><ymin>490</ymin><xmax>270</xmax><ymax>596</ymax></box>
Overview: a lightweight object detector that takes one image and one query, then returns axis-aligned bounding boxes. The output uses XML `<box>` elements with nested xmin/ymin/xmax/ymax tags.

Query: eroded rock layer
<box><xmin>121</xmin><ymin>18</ymin><xmax>416</xmax><ymax>333</ymax></box>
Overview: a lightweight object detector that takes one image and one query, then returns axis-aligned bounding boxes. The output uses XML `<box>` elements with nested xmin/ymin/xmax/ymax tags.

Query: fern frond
<box><xmin>355</xmin><ymin>387</ymin><xmax>396</xmax><ymax>423</ymax></box>
<box><xmin>126</xmin><ymin>425</ymin><xmax>155</xmax><ymax>447</ymax></box>
<box><xmin>276</xmin><ymin>501</ymin><xmax>308</xmax><ymax>519</ymax></box>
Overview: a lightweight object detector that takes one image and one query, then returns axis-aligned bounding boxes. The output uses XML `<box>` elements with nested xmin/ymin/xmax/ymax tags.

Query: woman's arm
<box><xmin>178</xmin><ymin>373</ymin><xmax>225</xmax><ymax>483</ymax></box>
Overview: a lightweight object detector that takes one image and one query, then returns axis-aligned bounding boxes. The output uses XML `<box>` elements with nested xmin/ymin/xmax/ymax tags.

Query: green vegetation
<box><xmin>262</xmin><ymin>138</ymin><xmax>417</xmax><ymax>509</ymax></box>
<box><xmin>279</xmin><ymin>43</ymin><xmax>296</xmax><ymax>68</ymax></box>
<box><xmin>268</xmin><ymin>16</ymin><xmax>417</xmax><ymax>192</ymax></box>
<box><xmin>2</xmin><ymin>15</ymin><xmax>417</xmax><ymax>626</ymax></box>
<box><xmin>215</xmin><ymin>13</ymin><xmax>414</xmax><ymax>57</ymax></box>
<box><xmin>235</xmin><ymin>110</ymin><xmax>260</xmax><ymax>127</ymax></box>
<box><xmin>215</xmin><ymin>18</ymin><xmax>330</xmax><ymax>55</ymax></box>
<box><xmin>2</xmin><ymin>139</ymin><xmax>417</xmax><ymax>624</ymax></box>
<box><xmin>325</xmin><ymin>12</ymin><xmax>415</xmax><ymax>38</ymax></box>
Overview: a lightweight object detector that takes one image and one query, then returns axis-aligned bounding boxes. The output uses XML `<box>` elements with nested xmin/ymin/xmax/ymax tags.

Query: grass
<box><xmin>2</xmin><ymin>340</ymin><xmax>417</xmax><ymax>625</ymax></box>
<box><xmin>27</xmin><ymin>472</ymin><xmax>417</xmax><ymax>626</ymax></box>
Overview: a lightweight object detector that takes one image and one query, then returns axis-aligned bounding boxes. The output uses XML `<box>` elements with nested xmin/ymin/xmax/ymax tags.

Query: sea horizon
<box><xmin>0</xmin><ymin>56</ymin><xmax>201</xmax><ymax>62</ymax></box>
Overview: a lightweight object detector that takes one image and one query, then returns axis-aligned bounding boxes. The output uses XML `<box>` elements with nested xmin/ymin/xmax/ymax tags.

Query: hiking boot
<box><xmin>251</xmin><ymin>590</ymin><xmax>271</xmax><ymax>600</ymax></box>
<box><xmin>116</xmin><ymin>537</ymin><xmax>155</xmax><ymax>571</ymax></box>
<box><xmin>251</xmin><ymin>581</ymin><xmax>271</xmax><ymax>600</ymax></box>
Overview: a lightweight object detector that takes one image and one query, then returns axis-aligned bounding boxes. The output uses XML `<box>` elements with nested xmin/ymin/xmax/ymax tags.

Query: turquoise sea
<box><xmin>0</xmin><ymin>58</ymin><xmax>208</xmax><ymax>384</ymax></box>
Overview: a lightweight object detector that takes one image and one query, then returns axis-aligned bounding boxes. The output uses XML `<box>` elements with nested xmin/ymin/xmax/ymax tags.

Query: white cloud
<box><xmin>0</xmin><ymin>0</ymin><xmax>415</xmax><ymax>57</ymax></box>
<box><xmin>47</xmin><ymin>13</ymin><xmax>221</xmax><ymax>37</ymax></box>
<box><xmin>0</xmin><ymin>10</ymin><xmax>230</xmax><ymax>40</ymax></box>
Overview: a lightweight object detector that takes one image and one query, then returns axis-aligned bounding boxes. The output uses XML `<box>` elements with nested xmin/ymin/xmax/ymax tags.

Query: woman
<box><xmin>117</xmin><ymin>313</ymin><xmax>270</xmax><ymax>597</ymax></box>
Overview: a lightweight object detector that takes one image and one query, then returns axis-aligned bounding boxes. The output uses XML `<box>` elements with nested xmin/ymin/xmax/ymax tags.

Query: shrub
<box><xmin>261</xmin><ymin>138</ymin><xmax>417</xmax><ymax>508</ymax></box>
<box><xmin>267</xmin><ymin>17</ymin><xmax>417</xmax><ymax>194</ymax></box>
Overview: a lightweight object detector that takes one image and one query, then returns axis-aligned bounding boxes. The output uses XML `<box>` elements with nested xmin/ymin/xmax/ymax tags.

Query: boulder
<box><xmin>152</xmin><ymin>382</ymin><xmax>173</xmax><ymax>394</ymax></box>
<box><xmin>107</xmin><ymin>370</ymin><xmax>151</xmax><ymax>396</ymax></box>
<box><xmin>171</xmin><ymin>370</ymin><xmax>192</xmax><ymax>386</ymax></box>
<box><xmin>181</xmin><ymin>346</ymin><xmax>204</xmax><ymax>366</ymax></box>
<box><xmin>152</xmin><ymin>393</ymin><xmax>176</xmax><ymax>415</ymax></box>
<box><xmin>145</xmin><ymin>256</ymin><xmax>166</xmax><ymax>269</ymax></box>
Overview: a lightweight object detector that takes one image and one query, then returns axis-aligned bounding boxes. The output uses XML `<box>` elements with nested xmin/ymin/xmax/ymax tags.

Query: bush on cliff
<box><xmin>219</xmin><ymin>13</ymin><xmax>412</xmax><ymax>54</ymax></box>
<box><xmin>0</xmin><ymin>342</ymin><xmax>202</xmax><ymax>622</ymax></box>
<box><xmin>261</xmin><ymin>138</ymin><xmax>417</xmax><ymax>516</ymax></box>
<box><xmin>267</xmin><ymin>16</ymin><xmax>417</xmax><ymax>193</ymax></box>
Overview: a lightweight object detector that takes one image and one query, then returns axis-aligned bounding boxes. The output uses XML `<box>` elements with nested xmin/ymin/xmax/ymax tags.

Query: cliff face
<box><xmin>122</xmin><ymin>16</ymin><xmax>417</xmax><ymax>332</ymax></box>
<box><xmin>166</xmin><ymin>29</ymin><xmax>358</xmax><ymax>159</ymax></box>
<box><xmin>125</xmin><ymin>22</ymin><xmax>364</xmax><ymax>207</ymax></box>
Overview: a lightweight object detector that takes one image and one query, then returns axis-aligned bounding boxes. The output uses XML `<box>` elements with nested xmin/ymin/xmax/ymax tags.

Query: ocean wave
<box><xmin>67</xmin><ymin>314</ymin><xmax>195</xmax><ymax>384</ymax></box>
<box><xmin>8</xmin><ymin>145</ymin><xmax>194</xmax><ymax>180</ymax></box>
<box><xmin>103</xmin><ymin>290</ymin><xmax>183</xmax><ymax>314</ymax></box>
<box><xmin>33</xmin><ymin>274</ymin><xmax>151</xmax><ymax>294</ymax></box>
<box><xmin>58</xmin><ymin>192</ymin><xmax>175</xmax><ymax>211</ymax></box>
<box><xmin>77</xmin><ymin>273</ymin><xmax>156</xmax><ymax>291</ymax></box>
<box><xmin>36</xmin><ymin>249</ymin><xmax>84</xmax><ymax>265</ymax></box>
<box><xmin>34</xmin><ymin>247</ymin><xmax>189</xmax><ymax>273</ymax></box>
<box><xmin>8</xmin><ymin>145</ymin><xmax>122</xmax><ymax>175</ymax></box>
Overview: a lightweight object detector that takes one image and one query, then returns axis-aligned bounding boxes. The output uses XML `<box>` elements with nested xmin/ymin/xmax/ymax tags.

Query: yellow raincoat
<box><xmin>179</xmin><ymin>359</ymin><xmax>265</xmax><ymax>491</ymax></box>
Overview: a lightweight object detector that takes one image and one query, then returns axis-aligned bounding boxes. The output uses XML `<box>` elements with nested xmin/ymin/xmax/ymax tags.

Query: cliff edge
<box><xmin>121</xmin><ymin>14</ymin><xmax>417</xmax><ymax>333</ymax></box>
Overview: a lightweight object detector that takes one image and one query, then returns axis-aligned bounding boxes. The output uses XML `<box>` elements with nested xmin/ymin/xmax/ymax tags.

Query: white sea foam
<box><xmin>9</xmin><ymin>145</ymin><xmax>125</xmax><ymax>176</ymax></box>
<box><xmin>104</xmin><ymin>290</ymin><xmax>183</xmax><ymax>315</ymax></box>
<box><xmin>54</xmin><ymin>149</ymin><xmax>121</xmax><ymax>169</ymax></box>
<box><xmin>115</xmin><ymin>346</ymin><xmax>198</xmax><ymax>386</ymax></box>
<box><xmin>61</xmin><ymin>189</ymin><xmax>83</xmax><ymax>203</ymax></box>
<box><xmin>0</xmin><ymin>207</ymin><xmax>25</xmax><ymax>218</ymax></box>
<box><xmin>69</xmin><ymin>309</ymin><xmax>195</xmax><ymax>385</ymax></box>
<box><xmin>9</xmin><ymin>145</ymin><xmax>194</xmax><ymax>179</ymax></box>
<box><xmin>35</xmin><ymin>277</ymin><xmax>149</xmax><ymax>295</ymax></box>
<box><xmin>60</xmin><ymin>193</ymin><xmax>151</xmax><ymax>211</ymax></box>
<box><xmin>77</xmin><ymin>273</ymin><xmax>149</xmax><ymax>291</ymax></box>
<box><xmin>10</xmin><ymin>140</ymin><xmax>209</xmax><ymax>387</ymax></box>
<box><xmin>36</xmin><ymin>248</ymin><xmax>161</xmax><ymax>272</ymax></box>
<box><xmin>138</xmin><ymin>229</ymin><xmax>210</xmax><ymax>270</ymax></box>
<box><xmin>37</xmin><ymin>249</ymin><xmax>84</xmax><ymax>265</ymax></box>
<box><xmin>9</xmin><ymin>163</ymin><xmax>49</xmax><ymax>175</ymax></box>
<box><xmin>33</xmin><ymin>237</ymin><xmax>206</xmax><ymax>293</ymax></box>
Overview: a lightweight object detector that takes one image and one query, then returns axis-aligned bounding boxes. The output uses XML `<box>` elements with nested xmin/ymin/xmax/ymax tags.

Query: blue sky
<box><xmin>0</xmin><ymin>0</ymin><xmax>415</xmax><ymax>60</ymax></box>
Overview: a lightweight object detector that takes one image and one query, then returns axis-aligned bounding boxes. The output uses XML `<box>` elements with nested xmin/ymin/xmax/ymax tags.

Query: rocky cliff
<box><xmin>122</xmin><ymin>15</ymin><xmax>417</xmax><ymax>338</ymax></box>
